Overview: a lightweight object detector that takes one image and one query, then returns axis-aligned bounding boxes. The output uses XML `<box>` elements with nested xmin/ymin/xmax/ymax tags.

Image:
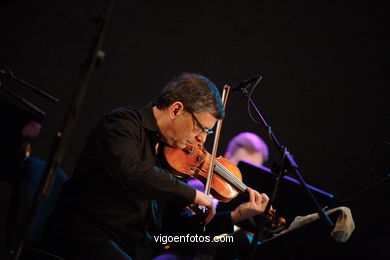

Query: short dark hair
<box><xmin>156</xmin><ymin>73</ymin><xmax>225</xmax><ymax>119</ymax></box>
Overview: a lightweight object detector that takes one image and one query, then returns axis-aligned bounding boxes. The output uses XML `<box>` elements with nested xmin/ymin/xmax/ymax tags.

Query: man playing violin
<box><xmin>44</xmin><ymin>73</ymin><xmax>269</xmax><ymax>260</ymax></box>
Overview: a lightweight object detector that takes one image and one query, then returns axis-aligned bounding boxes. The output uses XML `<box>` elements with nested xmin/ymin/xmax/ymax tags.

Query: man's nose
<box><xmin>195</xmin><ymin>132</ymin><xmax>207</xmax><ymax>143</ymax></box>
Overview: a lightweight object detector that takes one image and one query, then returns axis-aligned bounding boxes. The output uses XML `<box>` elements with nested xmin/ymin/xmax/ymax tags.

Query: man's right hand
<box><xmin>193</xmin><ymin>190</ymin><xmax>216</xmax><ymax>224</ymax></box>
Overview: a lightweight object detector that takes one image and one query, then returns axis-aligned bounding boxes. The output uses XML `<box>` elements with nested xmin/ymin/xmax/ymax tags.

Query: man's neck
<box><xmin>152</xmin><ymin>106</ymin><xmax>167</xmax><ymax>143</ymax></box>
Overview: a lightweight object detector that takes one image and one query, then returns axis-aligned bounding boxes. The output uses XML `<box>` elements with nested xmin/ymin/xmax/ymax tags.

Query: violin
<box><xmin>163</xmin><ymin>141</ymin><xmax>287</xmax><ymax>229</ymax></box>
<box><xmin>164</xmin><ymin>141</ymin><xmax>245</xmax><ymax>202</ymax></box>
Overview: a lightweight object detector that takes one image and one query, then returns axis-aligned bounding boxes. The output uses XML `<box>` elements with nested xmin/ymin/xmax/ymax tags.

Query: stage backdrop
<box><xmin>0</xmin><ymin>0</ymin><xmax>389</xmax><ymax>259</ymax></box>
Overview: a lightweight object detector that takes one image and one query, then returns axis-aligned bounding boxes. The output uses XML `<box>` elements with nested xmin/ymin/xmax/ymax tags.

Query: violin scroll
<box><xmin>266</xmin><ymin>208</ymin><xmax>287</xmax><ymax>229</ymax></box>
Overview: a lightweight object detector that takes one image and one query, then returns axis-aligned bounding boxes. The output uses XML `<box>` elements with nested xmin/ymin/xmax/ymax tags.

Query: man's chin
<box><xmin>177</xmin><ymin>143</ymin><xmax>187</xmax><ymax>149</ymax></box>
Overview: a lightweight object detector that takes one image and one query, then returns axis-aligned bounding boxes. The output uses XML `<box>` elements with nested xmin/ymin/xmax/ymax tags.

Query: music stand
<box><xmin>217</xmin><ymin>161</ymin><xmax>334</xmax><ymax>224</ymax></box>
<box><xmin>248</xmin><ymin>209</ymin><xmax>343</xmax><ymax>260</ymax></box>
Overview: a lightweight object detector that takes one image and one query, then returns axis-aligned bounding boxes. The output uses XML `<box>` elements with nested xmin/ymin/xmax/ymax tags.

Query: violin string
<box><xmin>214</xmin><ymin>161</ymin><xmax>247</xmax><ymax>192</ymax></box>
<box><xmin>199</xmin><ymin>146</ymin><xmax>248</xmax><ymax>192</ymax></box>
<box><xmin>213</xmin><ymin>162</ymin><xmax>239</xmax><ymax>189</ymax></box>
<box><xmin>203</xmin><ymin>153</ymin><xmax>235</xmax><ymax>184</ymax></box>
<box><xmin>203</xmin><ymin>153</ymin><xmax>246</xmax><ymax>191</ymax></box>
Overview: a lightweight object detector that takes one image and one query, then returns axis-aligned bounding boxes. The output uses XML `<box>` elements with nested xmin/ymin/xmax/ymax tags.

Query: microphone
<box><xmin>233</xmin><ymin>74</ymin><xmax>262</xmax><ymax>92</ymax></box>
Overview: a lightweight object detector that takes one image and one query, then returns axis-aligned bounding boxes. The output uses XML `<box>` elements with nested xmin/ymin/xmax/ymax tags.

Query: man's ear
<box><xmin>169</xmin><ymin>101</ymin><xmax>184</xmax><ymax>119</ymax></box>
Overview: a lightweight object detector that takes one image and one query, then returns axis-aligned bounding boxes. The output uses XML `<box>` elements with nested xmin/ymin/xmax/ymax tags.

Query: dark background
<box><xmin>0</xmin><ymin>0</ymin><xmax>389</xmax><ymax>259</ymax></box>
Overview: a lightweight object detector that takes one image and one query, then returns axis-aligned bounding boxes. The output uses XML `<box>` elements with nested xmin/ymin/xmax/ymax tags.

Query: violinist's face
<box><xmin>164</xmin><ymin>102</ymin><xmax>217</xmax><ymax>149</ymax></box>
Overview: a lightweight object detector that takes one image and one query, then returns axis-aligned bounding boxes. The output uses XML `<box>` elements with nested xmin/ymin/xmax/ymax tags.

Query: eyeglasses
<box><xmin>191</xmin><ymin>113</ymin><xmax>214</xmax><ymax>135</ymax></box>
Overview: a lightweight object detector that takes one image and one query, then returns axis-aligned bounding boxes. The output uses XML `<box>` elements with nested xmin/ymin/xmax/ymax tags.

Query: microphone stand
<box><xmin>10</xmin><ymin>1</ymin><xmax>115</xmax><ymax>259</ymax></box>
<box><xmin>0</xmin><ymin>68</ymin><xmax>59</xmax><ymax>104</ymax></box>
<box><xmin>0</xmin><ymin>67</ymin><xmax>59</xmax><ymax>117</ymax></box>
<box><xmin>0</xmin><ymin>80</ymin><xmax>47</xmax><ymax>117</ymax></box>
<box><xmin>234</xmin><ymin>77</ymin><xmax>334</xmax><ymax>260</ymax></box>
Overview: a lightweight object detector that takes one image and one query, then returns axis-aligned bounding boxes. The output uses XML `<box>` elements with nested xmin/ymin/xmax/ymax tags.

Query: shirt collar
<box><xmin>138</xmin><ymin>102</ymin><xmax>160</xmax><ymax>135</ymax></box>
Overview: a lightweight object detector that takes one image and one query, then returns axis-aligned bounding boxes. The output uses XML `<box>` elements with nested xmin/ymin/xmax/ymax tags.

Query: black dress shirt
<box><xmin>47</xmin><ymin>102</ymin><xmax>233</xmax><ymax>259</ymax></box>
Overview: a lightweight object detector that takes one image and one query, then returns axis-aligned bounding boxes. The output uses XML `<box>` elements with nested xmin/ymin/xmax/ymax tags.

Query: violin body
<box><xmin>164</xmin><ymin>142</ymin><xmax>244</xmax><ymax>202</ymax></box>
